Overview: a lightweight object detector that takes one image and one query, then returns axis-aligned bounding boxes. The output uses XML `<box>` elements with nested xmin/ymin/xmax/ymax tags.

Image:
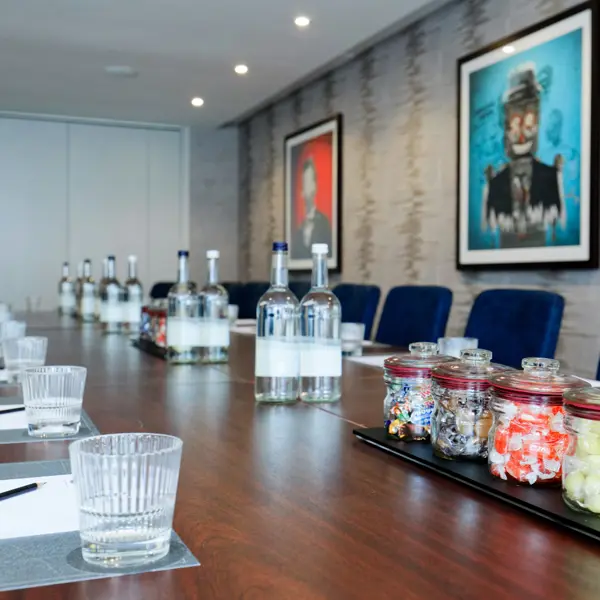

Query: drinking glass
<box><xmin>2</xmin><ymin>336</ymin><xmax>47</xmax><ymax>383</ymax></box>
<box><xmin>437</xmin><ymin>337</ymin><xmax>478</xmax><ymax>358</ymax></box>
<box><xmin>69</xmin><ymin>433</ymin><xmax>183</xmax><ymax>568</ymax></box>
<box><xmin>227</xmin><ymin>304</ymin><xmax>239</xmax><ymax>326</ymax></box>
<box><xmin>0</xmin><ymin>320</ymin><xmax>26</xmax><ymax>360</ymax></box>
<box><xmin>341</xmin><ymin>323</ymin><xmax>366</xmax><ymax>357</ymax></box>
<box><xmin>0</xmin><ymin>303</ymin><xmax>10</xmax><ymax>323</ymax></box>
<box><xmin>22</xmin><ymin>366</ymin><xmax>87</xmax><ymax>437</ymax></box>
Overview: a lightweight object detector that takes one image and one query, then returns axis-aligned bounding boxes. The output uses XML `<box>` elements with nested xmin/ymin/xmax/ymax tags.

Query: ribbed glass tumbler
<box><xmin>69</xmin><ymin>433</ymin><xmax>183</xmax><ymax>568</ymax></box>
<box><xmin>22</xmin><ymin>366</ymin><xmax>87</xmax><ymax>437</ymax></box>
<box><xmin>2</xmin><ymin>336</ymin><xmax>47</xmax><ymax>383</ymax></box>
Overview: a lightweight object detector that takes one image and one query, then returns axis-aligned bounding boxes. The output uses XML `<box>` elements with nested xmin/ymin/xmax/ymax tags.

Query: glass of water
<box><xmin>227</xmin><ymin>304</ymin><xmax>239</xmax><ymax>326</ymax></box>
<box><xmin>0</xmin><ymin>320</ymin><xmax>27</xmax><ymax>359</ymax></box>
<box><xmin>69</xmin><ymin>433</ymin><xmax>183</xmax><ymax>568</ymax></box>
<box><xmin>2</xmin><ymin>336</ymin><xmax>47</xmax><ymax>382</ymax></box>
<box><xmin>341</xmin><ymin>323</ymin><xmax>366</xmax><ymax>357</ymax></box>
<box><xmin>437</xmin><ymin>337</ymin><xmax>478</xmax><ymax>358</ymax></box>
<box><xmin>21</xmin><ymin>366</ymin><xmax>86</xmax><ymax>437</ymax></box>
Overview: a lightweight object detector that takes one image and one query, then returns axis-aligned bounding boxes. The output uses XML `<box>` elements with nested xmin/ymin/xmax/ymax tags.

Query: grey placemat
<box><xmin>0</xmin><ymin>460</ymin><xmax>199</xmax><ymax>592</ymax></box>
<box><xmin>0</xmin><ymin>409</ymin><xmax>99</xmax><ymax>444</ymax></box>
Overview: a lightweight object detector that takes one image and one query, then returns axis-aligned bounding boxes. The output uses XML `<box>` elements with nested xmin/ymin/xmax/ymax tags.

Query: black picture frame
<box><xmin>284</xmin><ymin>114</ymin><xmax>343</xmax><ymax>273</ymax></box>
<box><xmin>456</xmin><ymin>2</ymin><xmax>599</xmax><ymax>270</ymax></box>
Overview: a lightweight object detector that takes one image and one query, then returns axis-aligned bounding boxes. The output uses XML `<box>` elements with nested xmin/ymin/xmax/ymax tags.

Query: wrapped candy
<box><xmin>563</xmin><ymin>388</ymin><xmax>600</xmax><ymax>514</ymax></box>
<box><xmin>488</xmin><ymin>358</ymin><xmax>589</xmax><ymax>487</ymax></box>
<box><xmin>384</xmin><ymin>342</ymin><xmax>453</xmax><ymax>442</ymax></box>
<box><xmin>430</xmin><ymin>349</ymin><xmax>511</xmax><ymax>461</ymax></box>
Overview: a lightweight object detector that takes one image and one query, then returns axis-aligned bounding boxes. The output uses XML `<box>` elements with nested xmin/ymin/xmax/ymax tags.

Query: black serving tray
<box><xmin>132</xmin><ymin>338</ymin><xmax>167</xmax><ymax>360</ymax></box>
<box><xmin>353</xmin><ymin>427</ymin><xmax>600</xmax><ymax>543</ymax></box>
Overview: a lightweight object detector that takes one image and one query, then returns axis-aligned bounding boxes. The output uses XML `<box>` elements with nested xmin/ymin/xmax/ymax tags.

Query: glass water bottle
<box><xmin>166</xmin><ymin>251</ymin><xmax>201</xmax><ymax>364</ymax></box>
<box><xmin>79</xmin><ymin>259</ymin><xmax>96</xmax><ymax>323</ymax></box>
<box><xmin>96</xmin><ymin>257</ymin><xmax>109</xmax><ymax>322</ymax></box>
<box><xmin>198</xmin><ymin>250</ymin><xmax>229</xmax><ymax>364</ymax></box>
<box><xmin>100</xmin><ymin>255</ymin><xmax>125</xmax><ymax>334</ymax></box>
<box><xmin>58</xmin><ymin>262</ymin><xmax>76</xmax><ymax>316</ymax></box>
<box><xmin>299</xmin><ymin>243</ymin><xmax>342</xmax><ymax>402</ymax></box>
<box><xmin>124</xmin><ymin>255</ymin><xmax>143</xmax><ymax>332</ymax></box>
<box><xmin>255</xmin><ymin>242</ymin><xmax>300</xmax><ymax>403</ymax></box>
<box><xmin>74</xmin><ymin>261</ymin><xmax>84</xmax><ymax>317</ymax></box>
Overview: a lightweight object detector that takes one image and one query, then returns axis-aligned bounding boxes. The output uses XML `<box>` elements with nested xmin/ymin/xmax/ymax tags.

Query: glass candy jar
<box><xmin>383</xmin><ymin>342</ymin><xmax>454</xmax><ymax>442</ymax></box>
<box><xmin>431</xmin><ymin>349</ymin><xmax>510</xmax><ymax>461</ymax></box>
<box><xmin>562</xmin><ymin>388</ymin><xmax>600</xmax><ymax>514</ymax></box>
<box><xmin>488</xmin><ymin>358</ymin><xmax>590</xmax><ymax>487</ymax></box>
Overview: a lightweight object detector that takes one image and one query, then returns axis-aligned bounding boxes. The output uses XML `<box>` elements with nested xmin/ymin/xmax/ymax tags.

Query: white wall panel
<box><xmin>0</xmin><ymin>119</ymin><xmax>68</xmax><ymax>310</ymax></box>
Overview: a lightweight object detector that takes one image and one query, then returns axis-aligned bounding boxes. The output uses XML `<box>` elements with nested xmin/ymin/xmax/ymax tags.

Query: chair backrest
<box><xmin>332</xmin><ymin>283</ymin><xmax>381</xmax><ymax>340</ymax></box>
<box><xmin>149</xmin><ymin>282</ymin><xmax>175</xmax><ymax>300</ymax></box>
<box><xmin>221</xmin><ymin>282</ymin><xmax>245</xmax><ymax>309</ymax></box>
<box><xmin>375</xmin><ymin>285</ymin><xmax>452</xmax><ymax>347</ymax></box>
<box><xmin>289</xmin><ymin>280</ymin><xmax>311</xmax><ymax>302</ymax></box>
<box><xmin>464</xmin><ymin>289</ymin><xmax>564</xmax><ymax>369</ymax></box>
<box><xmin>238</xmin><ymin>281</ymin><xmax>270</xmax><ymax>319</ymax></box>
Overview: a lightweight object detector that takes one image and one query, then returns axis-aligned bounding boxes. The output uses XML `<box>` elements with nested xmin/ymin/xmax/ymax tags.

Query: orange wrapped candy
<box><xmin>488</xmin><ymin>358</ymin><xmax>589</xmax><ymax>487</ymax></box>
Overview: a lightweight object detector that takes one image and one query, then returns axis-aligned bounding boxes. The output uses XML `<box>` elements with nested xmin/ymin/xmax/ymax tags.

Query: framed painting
<box><xmin>284</xmin><ymin>114</ymin><xmax>342</xmax><ymax>272</ymax></box>
<box><xmin>457</xmin><ymin>3</ymin><xmax>598</xmax><ymax>269</ymax></box>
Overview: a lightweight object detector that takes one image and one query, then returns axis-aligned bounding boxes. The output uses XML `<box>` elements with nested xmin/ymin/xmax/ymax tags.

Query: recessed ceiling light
<box><xmin>234</xmin><ymin>64</ymin><xmax>249</xmax><ymax>75</ymax></box>
<box><xmin>294</xmin><ymin>16</ymin><xmax>310</xmax><ymax>27</ymax></box>
<box><xmin>104</xmin><ymin>65</ymin><xmax>138</xmax><ymax>78</ymax></box>
<box><xmin>502</xmin><ymin>45</ymin><xmax>516</xmax><ymax>54</ymax></box>
<box><xmin>191</xmin><ymin>97</ymin><xmax>204</xmax><ymax>107</ymax></box>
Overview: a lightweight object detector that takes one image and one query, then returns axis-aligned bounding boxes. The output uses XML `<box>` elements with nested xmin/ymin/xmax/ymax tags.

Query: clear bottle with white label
<box><xmin>198</xmin><ymin>250</ymin><xmax>229</xmax><ymax>364</ymax></box>
<box><xmin>79</xmin><ymin>259</ymin><xmax>96</xmax><ymax>323</ymax></box>
<box><xmin>74</xmin><ymin>261</ymin><xmax>84</xmax><ymax>317</ymax></box>
<box><xmin>299</xmin><ymin>243</ymin><xmax>342</xmax><ymax>402</ymax></box>
<box><xmin>100</xmin><ymin>256</ymin><xmax>124</xmax><ymax>334</ymax></box>
<box><xmin>58</xmin><ymin>262</ymin><xmax>76</xmax><ymax>316</ymax></box>
<box><xmin>96</xmin><ymin>258</ymin><xmax>109</xmax><ymax>322</ymax></box>
<box><xmin>255</xmin><ymin>242</ymin><xmax>300</xmax><ymax>403</ymax></box>
<box><xmin>167</xmin><ymin>250</ymin><xmax>201</xmax><ymax>364</ymax></box>
<box><xmin>124</xmin><ymin>255</ymin><xmax>143</xmax><ymax>332</ymax></box>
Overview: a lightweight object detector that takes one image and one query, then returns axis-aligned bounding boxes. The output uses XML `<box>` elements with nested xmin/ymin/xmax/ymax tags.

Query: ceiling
<box><xmin>0</xmin><ymin>0</ymin><xmax>442</xmax><ymax>127</ymax></box>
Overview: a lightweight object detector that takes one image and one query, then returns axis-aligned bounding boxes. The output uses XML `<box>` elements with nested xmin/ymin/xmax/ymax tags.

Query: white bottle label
<box><xmin>101</xmin><ymin>301</ymin><xmax>122</xmax><ymax>323</ymax></box>
<box><xmin>127</xmin><ymin>301</ymin><xmax>142</xmax><ymax>324</ymax></box>
<box><xmin>81</xmin><ymin>296</ymin><xmax>95</xmax><ymax>316</ymax></box>
<box><xmin>198</xmin><ymin>319</ymin><xmax>230</xmax><ymax>348</ymax></box>
<box><xmin>60</xmin><ymin>292</ymin><xmax>76</xmax><ymax>309</ymax></box>
<box><xmin>167</xmin><ymin>317</ymin><xmax>203</xmax><ymax>348</ymax></box>
<box><xmin>255</xmin><ymin>338</ymin><xmax>299</xmax><ymax>377</ymax></box>
<box><xmin>300</xmin><ymin>339</ymin><xmax>342</xmax><ymax>377</ymax></box>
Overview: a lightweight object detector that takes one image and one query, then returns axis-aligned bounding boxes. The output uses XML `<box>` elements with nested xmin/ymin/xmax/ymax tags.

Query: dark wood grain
<box><xmin>1</xmin><ymin>313</ymin><xmax>600</xmax><ymax>599</ymax></box>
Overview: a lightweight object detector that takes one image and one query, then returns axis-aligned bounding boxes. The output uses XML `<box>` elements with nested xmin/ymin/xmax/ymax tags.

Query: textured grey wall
<box><xmin>239</xmin><ymin>0</ymin><xmax>600</xmax><ymax>376</ymax></box>
<box><xmin>189</xmin><ymin>127</ymin><xmax>240</xmax><ymax>285</ymax></box>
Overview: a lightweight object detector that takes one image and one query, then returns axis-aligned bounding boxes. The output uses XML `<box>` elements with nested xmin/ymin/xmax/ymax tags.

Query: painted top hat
<box><xmin>503</xmin><ymin>62</ymin><xmax>542</xmax><ymax>105</ymax></box>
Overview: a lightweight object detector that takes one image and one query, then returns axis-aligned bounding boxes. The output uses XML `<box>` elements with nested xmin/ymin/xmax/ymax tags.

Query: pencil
<box><xmin>0</xmin><ymin>482</ymin><xmax>46</xmax><ymax>502</ymax></box>
<box><xmin>0</xmin><ymin>407</ymin><xmax>25</xmax><ymax>416</ymax></box>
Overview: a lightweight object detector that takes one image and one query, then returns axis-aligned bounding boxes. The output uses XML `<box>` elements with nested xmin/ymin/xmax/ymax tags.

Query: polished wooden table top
<box><xmin>1</xmin><ymin>314</ymin><xmax>600</xmax><ymax>599</ymax></box>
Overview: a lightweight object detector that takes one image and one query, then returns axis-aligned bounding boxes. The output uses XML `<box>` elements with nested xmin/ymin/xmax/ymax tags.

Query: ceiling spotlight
<box><xmin>502</xmin><ymin>45</ymin><xmax>515</xmax><ymax>54</ymax></box>
<box><xmin>234</xmin><ymin>64</ymin><xmax>249</xmax><ymax>75</ymax></box>
<box><xmin>191</xmin><ymin>97</ymin><xmax>204</xmax><ymax>107</ymax></box>
<box><xmin>294</xmin><ymin>16</ymin><xmax>310</xmax><ymax>27</ymax></box>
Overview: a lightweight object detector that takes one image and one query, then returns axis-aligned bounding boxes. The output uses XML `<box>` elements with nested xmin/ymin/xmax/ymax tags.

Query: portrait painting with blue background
<box><xmin>468</xmin><ymin>28</ymin><xmax>583</xmax><ymax>251</ymax></box>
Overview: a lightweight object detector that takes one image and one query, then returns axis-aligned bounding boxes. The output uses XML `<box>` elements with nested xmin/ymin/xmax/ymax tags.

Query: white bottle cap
<box><xmin>128</xmin><ymin>255</ymin><xmax>137</xmax><ymax>262</ymax></box>
<box><xmin>206</xmin><ymin>250</ymin><xmax>220</xmax><ymax>259</ymax></box>
<box><xmin>311</xmin><ymin>243</ymin><xmax>329</xmax><ymax>255</ymax></box>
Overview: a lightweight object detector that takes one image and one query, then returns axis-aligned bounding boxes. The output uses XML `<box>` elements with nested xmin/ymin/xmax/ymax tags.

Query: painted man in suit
<box><xmin>482</xmin><ymin>63</ymin><xmax>564</xmax><ymax>248</ymax></box>
<box><xmin>291</xmin><ymin>157</ymin><xmax>332</xmax><ymax>260</ymax></box>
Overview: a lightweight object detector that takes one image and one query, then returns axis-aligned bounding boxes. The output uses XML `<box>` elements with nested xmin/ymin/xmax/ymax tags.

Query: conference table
<box><xmin>1</xmin><ymin>313</ymin><xmax>600</xmax><ymax>599</ymax></box>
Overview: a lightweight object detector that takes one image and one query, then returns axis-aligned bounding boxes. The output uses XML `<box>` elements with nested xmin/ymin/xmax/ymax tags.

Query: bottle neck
<box><xmin>83</xmin><ymin>262</ymin><xmax>91</xmax><ymax>278</ymax></box>
<box><xmin>128</xmin><ymin>259</ymin><xmax>137</xmax><ymax>280</ymax></box>
<box><xmin>271</xmin><ymin>251</ymin><xmax>288</xmax><ymax>287</ymax></box>
<box><xmin>102</xmin><ymin>259</ymin><xmax>109</xmax><ymax>280</ymax></box>
<box><xmin>178</xmin><ymin>256</ymin><xmax>189</xmax><ymax>283</ymax></box>
<box><xmin>107</xmin><ymin>259</ymin><xmax>116</xmax><ymax>279</ymax></box>
<box><xmin>62</xmin><ymin>264</ymin><xmax>69</xmax><ymax>278</ymax></box>
<box><xmin>311</xmin><ymin>253</ymin><xmax>328</xmax><ymax>289</ymax></box>
<box><xmin>207</xmin><ymin>258</ymin><xmax>219</xmax><ymax>285</ymax></box>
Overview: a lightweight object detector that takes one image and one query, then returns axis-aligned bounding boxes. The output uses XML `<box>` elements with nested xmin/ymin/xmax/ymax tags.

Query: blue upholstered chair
<box><xmin>464</xmin><ymin>289</ymin><xmax>564</xmax><ymax>369</ymax></box>
<box><xmin>222</xmin><ymin>282</ymin><xmax>244</xmax><ymax>309</ymax></box>
<box><xmin>289</xmin><ymin>280</ymin><xmax>311</xmax><ymax>302</ymax></box>
<box><xmin>149</xmin><ymin>282</ymin><xmax>175</xmax><ymax>300</ymax></box>
<box><xmin>375</xmin><ymin>285</ymin><xmax>452</xmax><ymax>347</ymax></box>
<box><xmin>333</xmin><ymin>283</ymin><xmax>381</xmax><ymax>340</ymax></box>
<box><xmin>238</xmin><ymin>281</ymin><xmax>270</xmax><ymax>319</ymax></box>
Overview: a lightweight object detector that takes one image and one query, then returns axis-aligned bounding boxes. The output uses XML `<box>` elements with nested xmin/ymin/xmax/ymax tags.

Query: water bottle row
<box><xmin>58</xmin><ymin>255</ymin><xmax>143</xmax><ymax>333</ymax></box>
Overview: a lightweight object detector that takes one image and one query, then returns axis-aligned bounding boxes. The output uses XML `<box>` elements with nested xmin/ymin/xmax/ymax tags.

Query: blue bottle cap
<box><xmin>272</xmin><ymin>241</ymin><xmax>288</xmax><ymax>251</ymax></box>
<box><xmin>108</xmin><ymin>255</ymin><xmax>115</xmax><ymax>260</ymax></box>
<box><xmin>178</xmin><ymin>250</ymin><xmax>189</xmax><ymax>257</ymax></box>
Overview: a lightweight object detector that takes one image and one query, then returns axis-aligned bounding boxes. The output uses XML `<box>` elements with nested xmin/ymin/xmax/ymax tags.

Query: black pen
<box><xmin>0</xmin><ymin>482</ymin><xmax>46</xmax><ymax>502</ymax></box>
<box><xmin>0</xmin><ymin>407</ymin><xmax>25</xmax><ymax>415</ymax></box>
